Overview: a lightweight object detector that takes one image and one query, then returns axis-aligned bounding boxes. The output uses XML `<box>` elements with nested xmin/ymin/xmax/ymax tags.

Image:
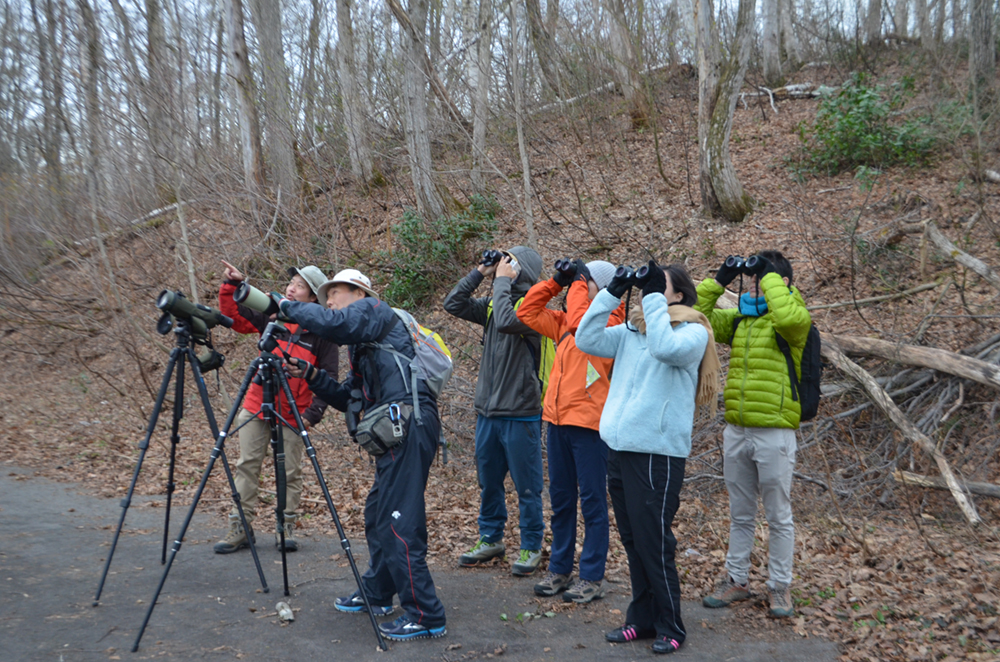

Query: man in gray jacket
<box><xmin>444</xmin><ymin>246</ymin><xmax>545</xmax><ymax>576</ymax></box>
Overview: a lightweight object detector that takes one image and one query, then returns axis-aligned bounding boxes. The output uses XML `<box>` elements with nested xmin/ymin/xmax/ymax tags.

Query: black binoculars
<box><xmin>724</xmin><ymin>254</ymin><xmax>760</xmax><ymax>274</ymax></box>
<box><xmin>613</xmin><ymin>264</ymin><xmax>653</xmax><ymax>289</ymax></box>
<box><xmin>554</xmin><ymin>258</ymin><xmax>575</xmax><ymax>273</ymax></box>
<box><xmin>481</xmin><ymin>249</ymin><xmax>505</xmax><ymax>266</ymax></box>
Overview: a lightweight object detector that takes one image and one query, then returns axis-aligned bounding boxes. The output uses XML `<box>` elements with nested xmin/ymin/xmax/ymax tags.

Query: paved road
<box><xmin>0</xmin><ymin>468</ymin><xmax>840</xmax><ymax>661</ymax></box>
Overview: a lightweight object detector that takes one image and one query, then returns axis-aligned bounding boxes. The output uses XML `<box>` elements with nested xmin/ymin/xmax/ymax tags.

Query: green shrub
<box><xmin>378</xmin><ymin>196</ymin><xmax>501</xmax><ymax>309</ymax></box>
<box><xmin>793</xmin><ymin>73</ymin><xmax>936</xmax><ymax>176</ymax></box>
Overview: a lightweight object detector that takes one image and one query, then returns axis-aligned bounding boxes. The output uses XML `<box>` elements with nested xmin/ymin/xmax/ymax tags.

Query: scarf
<box><xmin>739</xmin><ymin>292</ymin><xmax>769</xmax><ymax>317</ymax></box>
<box><xmin>628</xmin><ymin>301</ymin><xmax>722</xmax><ymax>416</ymax></box>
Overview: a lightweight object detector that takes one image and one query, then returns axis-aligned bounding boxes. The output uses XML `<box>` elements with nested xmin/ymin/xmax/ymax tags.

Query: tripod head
<box><xmin>156</xmin><ymin>303</ymin><xmax>226</xmax><ymax>373</ymax></box>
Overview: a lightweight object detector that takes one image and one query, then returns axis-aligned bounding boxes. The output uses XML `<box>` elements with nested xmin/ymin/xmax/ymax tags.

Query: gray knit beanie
<box><xmin>586</xmin><ymin>260</ymin><xmax>616</xmax><ymax>291</ymax></box>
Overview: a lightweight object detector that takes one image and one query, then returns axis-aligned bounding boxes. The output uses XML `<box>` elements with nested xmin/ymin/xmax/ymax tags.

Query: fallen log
<box><xmin>893</xmin><ymin>470</ymin><xmax>1000</xmax><ymax>499</ymax></box>
<box><xmin>888</xmin><ymin>220</ymin><xmax>1000</xmax><ymax>291</ymax></box>
<box><xmin>821</xmin><ymin>340</ymin><xmax>981</xmax><ymax>525</ymax></box>
<box><xmin>825</xmin><ymin>334</ymin><xmax>1000</xmax><ymax>390</ymax></box>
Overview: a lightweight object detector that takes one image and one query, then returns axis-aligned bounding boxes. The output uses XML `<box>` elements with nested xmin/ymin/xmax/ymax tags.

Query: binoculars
<box><xmin>613</xmin><ymin>264</ymin><xmax>653</xmax><ymax>289</ymax></box>
<box><xmin>481</xmin><ymin>249</ymin><xmax>505</xmax><ymax>267</ymax></box>
<box><xmin>554</xmin><ymin>258</ymin><xmax>575</xmax><ymax>274</ymax></box>
<box><xmin>724</xmin><ymin>254</ymin><xmax>761</xmax><ymax>274</ymax></box>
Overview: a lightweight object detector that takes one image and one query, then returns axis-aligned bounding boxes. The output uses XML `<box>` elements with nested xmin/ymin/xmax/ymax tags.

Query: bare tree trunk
<box><xmin>865</xmin><ymin>0</ymin><xmax>883</xmax><ymax>45</ymax></box>
<box><xmin>893</xmin><ymin>0</ymin><xmax>909</xmax><ymax>37</ymax></box>
<box><xmin>29</xmin><ymin>0</ymin><xmax>63</xmax><ymax>194</ymax></box>
<box><xmin>302</xmin><ymin>0</ymin><xmax>322</xmax><ymax>149</ymax></box>
<box><xmin>213</xmin><ymin>15</ymin><xmax>223</xmax><ymax>153</ymax></box>
<box><xmin>915</xmin><ymin>0</ymin><xmax>930</xmax><ymax>45</ymax></box>
<box><xmin>336</xmin><ymin>0</ymin><xmax>375</xmax><ymax>182</ymax></box>
<box><xmin>464</xmin><ymin>0</ymin><xmax>491</xmax><ymax>191</ymax></box>
<box><xmin>525</xmin><ymin>0</ymin><xmax>563</xmax><ymax>97</ymax></box>
<box><xmin>606</xmin><ymin>0</ymin><xmax>648</xmax><ymax>125</ymax></box>
<box><xmin>696</xmin><ymin>0</ymin><xmax>756</xmax><ymax>221</ymax></box>
<box><xmin>763</xmin><ymin>0</ymin><xmax>782</xmax><ymax>85</ymax></box>
<box><xmin>508</xmin><ymin>2</ymin><xmax>537</xmax><ymax>249</ymax></box>
<box><xmin>399</xmin><ymin>0</ymin><xmax>446</xmax><ymax>219</ymax></box>
<box><xmin>145</xmin><ymin>0</ymin><xmax>177</xmax><ymax>195</ymax></box>
<box><xmin>779</xmin><ymin>0</ymin><xmax>801</xmax><ymax>66</ymax></box>
<box><xmin>249</xmin><ymin>0</ymin><xmax>300</xmax><ymax>212</ymax></box>
<box><xmin>934</xmin><ymin>0</ymin><xmax>945</xmax><ymax>42</ymax></box>
<box><xmin>970</xmin><ymin>0</ymin><xmax>995</xmax><ymax>96</ymax></box>
<box><xmin>224</xmin><ymin>0</ymin><xmax>265</xmax><ymax>195</ymax></box>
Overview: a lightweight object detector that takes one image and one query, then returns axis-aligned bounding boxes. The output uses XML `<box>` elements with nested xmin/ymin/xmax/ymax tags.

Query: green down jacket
<box><xmin>695</xmin><ymin>273</ymin><xmax>812</xmax><ymax>429</ymax></box>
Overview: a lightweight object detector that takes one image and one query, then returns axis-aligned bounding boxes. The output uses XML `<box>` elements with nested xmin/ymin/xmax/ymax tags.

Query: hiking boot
<box><xmin>605</xmin><ymin>624</ymin><xmax>655</xmax><ymax>643</ymax></box>
<box><xmin>652</xmin><ymin>636</ymin><xmax>682</xmax><ymax>654</ymax></box>
<box><xmin>767</xmin><ymin>582</ymin><xmax>794</xmax><ymax>618</ymax></box>
<box><xmin>378</xmin><ymin>615</ymin><xmax>447</xmax><ymax>641</ymax></box>
<box><xmin>510</xmin><ymin>549</ymin><xmax>542</xmax><ymax>576</ymax></box>
<box><xmin>276</xmin><ymin>514</ymin><xmax>298</xmax><ymax>552</ymax></box>
<box><xmin>563</xmin><ymin>578</ymin><xmax>605</xmax><ymax>603</ymax></box>
<box><xmin>213</xmin><ymin>514</ymin><xmax>253</xmax><ymax>554</ymax></box>
<box><xmin>334</xmin><ymin>591</ymin><xmax>394</xmax><ymax>616</ymax></box>
<box><xmin>533</xmin><ymin>571</ymin><xmax>572</xmax><ymax>597</ymax></box>
<box><xmin>458</xmin><ymin>538</ymin><xmax>505</xmax><ymax>567</ymax></box>
<box><xmin>702</xmin><ymin>574</ymin><xmax>751</xmax><ymax>608</ymax></box>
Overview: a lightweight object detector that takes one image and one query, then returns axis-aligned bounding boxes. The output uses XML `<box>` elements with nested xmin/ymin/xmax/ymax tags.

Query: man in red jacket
<box><xmin>213</xmin><ymin>260</ymin><xmax>339</xmax><ymax>554</ymax></box>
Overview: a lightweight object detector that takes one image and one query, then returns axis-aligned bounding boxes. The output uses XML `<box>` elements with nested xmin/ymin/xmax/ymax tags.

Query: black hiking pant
<box><xmin>607</xmin><ymin>449</ymin><xmax>686</xmax><ymax>644</ymax></box>
<box><xmin>360</xmin><ymin>399</ymin><xmax>446</xmax><ymax>628</ymax></box>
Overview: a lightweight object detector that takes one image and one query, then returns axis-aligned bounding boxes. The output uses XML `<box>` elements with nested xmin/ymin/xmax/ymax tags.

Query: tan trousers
<box><xmin>230</xmin><ymin>407</ymin><xmax>305</xmax><ymax>522</ymax></box>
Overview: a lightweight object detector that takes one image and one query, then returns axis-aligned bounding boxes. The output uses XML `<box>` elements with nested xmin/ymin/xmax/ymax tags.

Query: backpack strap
<box><xmin>774</xmin><ymin>332</ymin><xmax>800</xmax><ymax>403</ymax></box>
<box><xmin>730</xmin><ymin>315</ymin><xmax>742</xmax><ymax>345</ymax></box>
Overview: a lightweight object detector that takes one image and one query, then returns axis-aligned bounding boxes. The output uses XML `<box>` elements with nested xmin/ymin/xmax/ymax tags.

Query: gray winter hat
<box><xmin>586</xmin><ymin>260</ymin><xmax>616</xmax><ymax>291</ymax></box>
<box><xmin>287</xmin><ymin>266</ymin><xmax>327</xmax><ymax>300</ymax></box>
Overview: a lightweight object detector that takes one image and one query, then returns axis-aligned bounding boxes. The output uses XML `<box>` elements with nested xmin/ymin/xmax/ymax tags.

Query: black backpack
<box><xmin>731</xmin><ymin>317</ymin><xmax>823</xmax><ymax>421</ymax></box>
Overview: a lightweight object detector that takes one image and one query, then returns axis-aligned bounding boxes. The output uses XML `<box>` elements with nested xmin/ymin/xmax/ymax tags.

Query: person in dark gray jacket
<box><xmin>443</xmin><ymin>246</ymin><xmax>546</xmax><ymax>576</ymax></box>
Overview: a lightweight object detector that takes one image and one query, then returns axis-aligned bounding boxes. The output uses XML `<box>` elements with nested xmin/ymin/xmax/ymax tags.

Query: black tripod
<box><xmin>131</xmin><ymin>322</ymin><xmax>387</xmax><ymax>652</ymax></box>
<box><xmin>93</xmin><ymin>320</ymin><xmax>268</xmax><ymax>607</ymax></box>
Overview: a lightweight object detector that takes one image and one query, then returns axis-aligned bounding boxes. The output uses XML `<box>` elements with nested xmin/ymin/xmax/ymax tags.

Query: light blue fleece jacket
<box><xmin>575</xmin><ymin>290</ymin><xmax>707</xmax><ymax>458</ymax></box>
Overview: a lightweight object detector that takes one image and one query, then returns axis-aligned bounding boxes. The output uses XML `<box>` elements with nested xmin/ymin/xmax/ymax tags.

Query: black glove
<box><xmin>745</xmin><ymin>255</ymin><xmax>774</xmax><ymax>278</ymax></box>
<box><xmin>606</xmin><ymin>268</ymin><xmax>634</xmax><ymax>299</ymax></box>
<box><xmin>715</xmin><ymin>256</ymin><xmax>743</xmax><ymax>287</ymax></box>
<box><xmin>573</xmin><ymin>259</ymin><xmax>591</xmax><ymax>284</ymax></box>
<box><xmin>640</xmin><ymin>260</ymin><xmax>667</xmax><ymax>297</ymax></box>
<box><xmin>552</xmin><ymin>258</ymin><xmax>577</xmax><ymax>288</ymax></box>
<box><xmin>291</xmin><ymin>358</ymin><xmax>317</xmax><ymax>382</ymax></box>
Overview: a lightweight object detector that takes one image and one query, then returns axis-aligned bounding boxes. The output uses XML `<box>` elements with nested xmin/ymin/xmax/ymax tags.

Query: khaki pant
<box><xmin>722</xmin><ymin>424</ymin><xmax>797</xmax><ymax>588</ymax></box>
<box><xmin>230</xmin><ymin>408</ymin><xmax>305</xmax><ymax>522</ymax></box>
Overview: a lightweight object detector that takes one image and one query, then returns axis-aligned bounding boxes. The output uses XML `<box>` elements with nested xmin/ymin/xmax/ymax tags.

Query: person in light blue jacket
<box><xmin>576</xmin><ymin>260</ymin><xmax>715</xmax><ymax>656</ymax></box>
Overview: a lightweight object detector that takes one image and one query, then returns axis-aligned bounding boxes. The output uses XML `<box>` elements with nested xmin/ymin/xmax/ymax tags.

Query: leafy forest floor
<box><xmin>2</xmin><ymin>53</ymin><xmax>1000</xmax><ymax>660</ymax></box>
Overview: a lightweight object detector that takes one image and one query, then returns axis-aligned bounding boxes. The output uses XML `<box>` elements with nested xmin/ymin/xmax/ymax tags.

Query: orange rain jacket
<box><xmin>517</xmin><ymin>277</ymin><xmax>625</xmax><ymax>430</ymax></box>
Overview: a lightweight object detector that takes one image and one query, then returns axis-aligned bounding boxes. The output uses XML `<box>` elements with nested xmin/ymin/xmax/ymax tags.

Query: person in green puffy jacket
<box><xmin>694</xmin><ymin>250</ymin><xmax>811</xmax><ymax>619</ymax></box>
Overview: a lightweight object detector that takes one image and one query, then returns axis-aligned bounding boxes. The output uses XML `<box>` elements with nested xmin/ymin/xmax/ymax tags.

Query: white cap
<box><xmin>318</xmin><ymin>268</ymin><xmax>378</xmax><ymax>303</ymax></box>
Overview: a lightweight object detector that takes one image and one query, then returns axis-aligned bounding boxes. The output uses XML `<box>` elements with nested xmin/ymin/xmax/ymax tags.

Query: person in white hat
<box><xmin>281</xmin><ymin>268</ymin><xmax>448</xmax><ymax>642</ymax></box>
<box><xmin>214</xmin><ymin>261</ymin><xmax>340</xmax><ymax>554</ymax></box>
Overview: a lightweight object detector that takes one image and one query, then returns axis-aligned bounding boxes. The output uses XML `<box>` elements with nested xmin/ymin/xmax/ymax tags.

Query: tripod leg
<box><xmin>273</xmin><ymin>421</ymin><xmax>289</xmax><ymax>597</ymax></box>
<box><xmin>188</xmin><ymin>350</ymin><xmax>269</xmax><ymax>591</ymax></box>
<box><xmin>131</xmin><ymin>357</ymin><xmax>268</xmax><ymax>652</ymax></box>
<box><xmin>275</xmin><ymin>369</ymin><xmax>388</xmax><ymax>651</ymax></box>
<box><xmin>162</xmin><ymin>351</ymin><xmax>185</xmax><ymax>565</ymax></box>
<box><xmin>93</xmin><ymin>348</ymin><xmax>179</xmax><ymax>606</ymax></box>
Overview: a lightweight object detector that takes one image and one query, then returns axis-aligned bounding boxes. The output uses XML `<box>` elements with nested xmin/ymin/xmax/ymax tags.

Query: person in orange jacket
<box><xmin>516</xmin><ymin>258</ymin><xmax>623</xmax><ymax>603</ymax></box>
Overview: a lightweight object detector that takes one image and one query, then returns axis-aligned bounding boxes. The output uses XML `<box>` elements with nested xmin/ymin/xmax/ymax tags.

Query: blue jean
<box><xmin>474</xmin><ymin>415</ymin><xmax>544</xmax><ymax>550</ymax></box>
<box><xmin>546</xmin><ymin>424</ymin><xmax>609</xmax><ymax>582</ymax></box>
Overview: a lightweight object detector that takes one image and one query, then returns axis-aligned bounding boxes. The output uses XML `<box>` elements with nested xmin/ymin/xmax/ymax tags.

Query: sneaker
<box><xmin>213</xmin><ymin>514</ymin><xmax>254</xmax><ymax>554</ymax></box>
<box><xmin>510</xmin><ymin>549</ymin><xmax>542</xmax><ymax>576</ymax></box>
<box><xmin>563</xmin><ymin>578</ymin><xmax>605</xmax><ymax>603</ymax></box>
<box><xmin>534</xmin><ymin>571</ymin><xmax>572</xmax><ymax>597</ymax></box>
<box><xmin>605</xmin><ymin>623</ymin><xmax>655</xmax><ymax>643</ymax></box>
<box><xmin>702</xmin><ymin>574</ymin><xmax>751</xmax><ymax>608</ymax></box>
<box><xmin>275</xmin><ymin>515</ymin><xmax>298</xmax><ymax>552</ymax></box>
<box><xmin>652</xmin><ymin>636</ymin><xmax>682</xmax><ymax>654</ymax></box>
<box><xmin>767</xmin><ymin>582</ymin><xmax>794</xmax><ymax>618</ymax></box>
<box><xmin>458</xmin><ymin>538</ymin><xmax>505</xmax><ymax>567</ymax></box>
<box><xmin>334</xmin><ymin>591</ymin><xmax>394</xmax><ymax>616</ymax></box>
<box><xmin>378</xmin><ymin>615</ymin><xmax>447</xmax><ymax>641</ymax></box>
